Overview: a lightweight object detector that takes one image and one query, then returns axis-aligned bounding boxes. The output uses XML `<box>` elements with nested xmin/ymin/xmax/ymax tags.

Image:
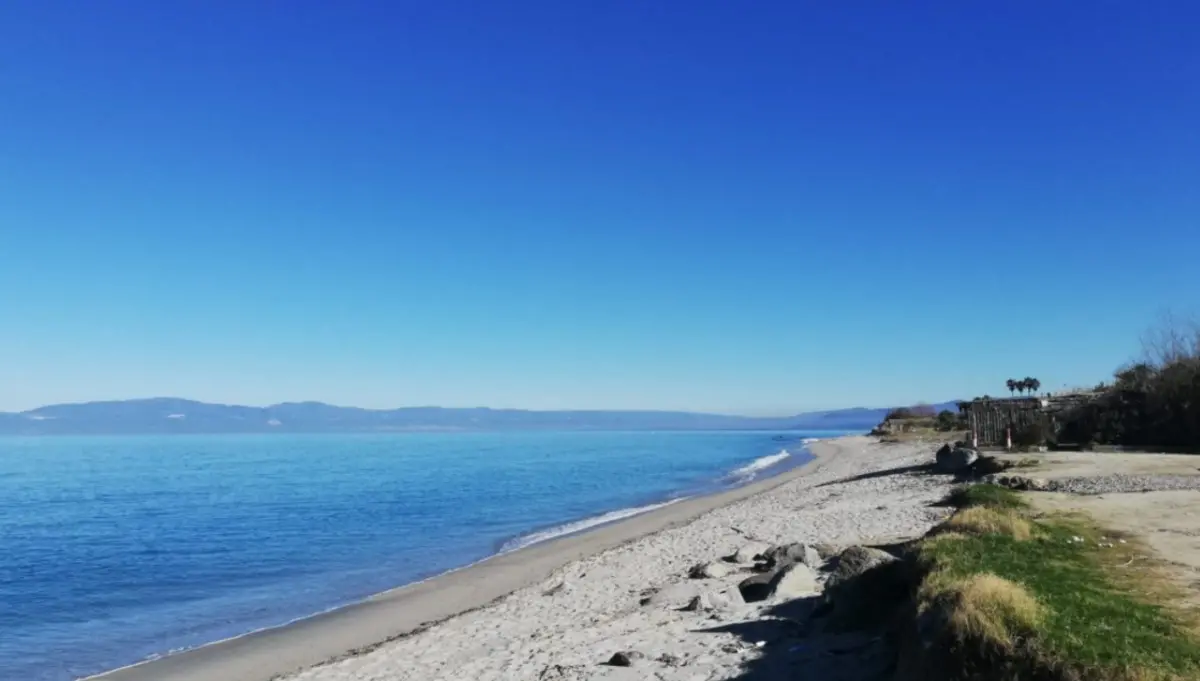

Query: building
<box><xmin>959</xmin><ymin>393</ymin><xmax>1095</xmax><ymax>448</ymax></box>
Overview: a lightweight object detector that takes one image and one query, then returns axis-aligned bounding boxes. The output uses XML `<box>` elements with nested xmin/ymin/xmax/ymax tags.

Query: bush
<box><xmin>1057</xmin><ymin>315</ymin><xmax>1200</xmax><ymax>448</ymax></box>
<box><xmin>935</xmin><ymin>410</ymin><xmax>960</xmax><ymax>431</ymax></box>
<box><xmin>888</xmin><ymin>404</ymin><xmax>938</xmax><ymax>420</ymax></box>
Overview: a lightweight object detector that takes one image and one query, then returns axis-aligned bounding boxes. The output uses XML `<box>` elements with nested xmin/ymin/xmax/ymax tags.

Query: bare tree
<box><xmin>1141</xmin><ymin>310</ymin><xmax>1200</xmax><ymax>367</ymax></box>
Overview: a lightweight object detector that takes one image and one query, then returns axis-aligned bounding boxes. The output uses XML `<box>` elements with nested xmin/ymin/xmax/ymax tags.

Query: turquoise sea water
<box><xmin>0</xmin><ymin>431</ymin><xmax>841</xmax><ymax>680</ymax></box>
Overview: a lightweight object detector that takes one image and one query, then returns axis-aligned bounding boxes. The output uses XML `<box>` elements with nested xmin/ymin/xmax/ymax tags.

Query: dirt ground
<box><xmin>995</xmin><ymin>450</ymin><xmax>1200</xmax><ymax>479</ymax></box>
<box><xmin>1011</xmin><ymin>451</ymin><xmax>1200</xmax><ymax>609</ymax></box>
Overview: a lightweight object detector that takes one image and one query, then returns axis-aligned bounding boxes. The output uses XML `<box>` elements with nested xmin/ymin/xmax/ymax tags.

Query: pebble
<box><xmin>1045</xmin><ymin>474</ymin><xmax>1200</xmax><ymax>495</ymax></box>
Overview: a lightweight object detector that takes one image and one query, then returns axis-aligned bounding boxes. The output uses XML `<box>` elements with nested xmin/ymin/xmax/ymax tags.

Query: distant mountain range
<box><xmin>0</xmin><ymin>398</ymin><xmax>960</xmax><ymax>435</ymax></box>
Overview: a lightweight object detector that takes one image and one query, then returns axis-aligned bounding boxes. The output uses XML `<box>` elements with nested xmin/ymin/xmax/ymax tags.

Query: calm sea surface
<box><xmin>0</xmin><ymin>431</ymin><xmax>843</xmax><ymax>680</ymax></box>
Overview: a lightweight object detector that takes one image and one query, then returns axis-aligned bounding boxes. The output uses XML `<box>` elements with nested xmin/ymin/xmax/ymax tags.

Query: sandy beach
<box><xmin>94</xmin><ymin>436</ymin><xmax>954</xmax><ymax>681</ymax></box>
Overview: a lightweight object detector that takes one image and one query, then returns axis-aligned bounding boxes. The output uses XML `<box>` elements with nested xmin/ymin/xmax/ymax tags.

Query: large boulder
<box><xmin>755</xmin><ymin>542</ymin><xmax>822</xmax><ymax>572</ymax></box>
<box><xmin>935</xmin><ymin>445</ymin><xmax>978</xmax><ymax>473</ymax></box>
<box><xmin>738</xmin><ymin>561</ymin><xmax>820</xmax><ymax>603</ymax></box>
<box><xmin>771</xmin><ymin>562</ymin><xmax>819</xmax><ymax>600</ymax></box>
<box><xmin>688</xmin><ymin>561</ymin><xmax>733</xmax><ymax>579</ymax></box>
<box><xmin>823</xmin><ymin>546</ymin><xmax>907</xmax><ymax>631</ymax></box>
<box><xmin>826</xmin><ymin>546</ymin><xmax>898</xmax><ymax>588</ymax></box>
<box><xmin>971</xmin><ymin>455</ymin><xmax>1011</xmax><ymax>476</ymax></box>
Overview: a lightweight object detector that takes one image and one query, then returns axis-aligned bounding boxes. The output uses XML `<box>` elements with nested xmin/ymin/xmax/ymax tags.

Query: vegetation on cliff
<box><xmin>898</xmin><ymin>484</ymin><xmax>1200</xmax><ymax>680</ymax></box>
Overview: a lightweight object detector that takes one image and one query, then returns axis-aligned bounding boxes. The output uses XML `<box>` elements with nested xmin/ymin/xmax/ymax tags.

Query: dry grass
<box><xmin>922</xmin><ymin>531</ymin><xmax>970</xmax><ymax>547</ymax></box>
<box><xmin>920</xmin><ymin>572</ymin><xmax>1043</xmax><ymax>646</ymax></box>
<box><xmin>941</xmin><ymin>506</ymin><xmax>1033</xmax><ymax>541</ymax></box>
<box><xmin>914</xmin><ymin>511</ymin><xmax>1200</xmax><ymax>680</ymax></box>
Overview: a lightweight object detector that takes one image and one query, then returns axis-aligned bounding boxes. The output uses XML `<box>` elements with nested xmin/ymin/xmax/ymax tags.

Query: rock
<box><xmin>656</xmin><ymin>653</ymin><xmax>682</xmax><ymax>666</ymax></box>
<box><xmin>771</xmin><ymin>562</ymin><xmax>819</xmax><ymax>600</ymax></box>
<box><xmin>936</xmin><ymin>446</ymin><xmax>978</xmax><ymax>473</ymax></box>
<box><xmin>643</xmin><ymin>582</ymin><xmax>701</xmax><ymax>607</ymax></box>
<box><xmin>738</xmin><ymin>571</ymin><xmax>777</xmax><ymax>602</ymax></box>
<box><xmin>605</xmin><ymin>651</ymin><xmax>641</xmax><ymax>667</ymax></box>
<box><xmin>812</xmin><ymin>542</ymin><xmax>841</xmax><ymax>560</ymax></box>
<box><xmin>983</xmin><ymin>474</ymin><xmax>1048</xmax><ymax>491</ymax></box>
<box><xmin>824</xmin><ymin>547</ymin><xmax>906</xmax><ymax>631</ymax></box>
<box><xmin>688</xmin><ymin>561</ymin><xmax>732</xmax><ymax>579</ymax></box>
<box><xmin>538</xmin><ymin>664</ymin><xmax>586</xmax><ymax>680</ymax></box>
<box><xmin>683</xmin><ymin>586</ymin><xmax>746</xmax><ymax>612</ymax></box>
<box><xmin>739</xmin><ymin>561</ymin><xmax>820</xmax><ymax>603</ymax></box>
<box><xmin>726</xmin><ymin>542</ymin><xmax>770</xmax><ymax>564</ymax></box>
<box><xmin>755</xmin><ymin>542</ymin><xmax>821</xmax><ymax>571</ymax></box>
<box><xmin>971</xmin><ymin>455</ymin><xmax>1011</xmax><ymax>476</ymax></box>
<box><xmin>826</xmin><ymin>547</ymin><xmax>898</xmax><ymax>589</ymax></box>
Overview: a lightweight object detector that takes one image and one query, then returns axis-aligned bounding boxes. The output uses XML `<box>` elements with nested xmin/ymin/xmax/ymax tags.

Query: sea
<box><xmin>0</xmin><ymin>430</ymin><xmax>847</xmax><ymax>681</ymax></box>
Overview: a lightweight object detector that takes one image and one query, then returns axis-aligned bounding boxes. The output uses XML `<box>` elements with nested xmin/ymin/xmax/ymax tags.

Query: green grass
<box><xmin>918</xmin><ymin>513</ymin><xmax>1200</xmax><ymax>679</ymax></box>
<box><xmin>943</xmin><ymin>483</ymin><xmax>1028</xmax><ymax>511</ymax></box>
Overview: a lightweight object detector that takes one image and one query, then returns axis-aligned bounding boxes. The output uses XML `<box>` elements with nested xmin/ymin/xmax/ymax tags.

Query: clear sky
<box><xmin>2</xmin><ymin>2</ymin><xmax>1198</xmax><ymax>415</ymax></box>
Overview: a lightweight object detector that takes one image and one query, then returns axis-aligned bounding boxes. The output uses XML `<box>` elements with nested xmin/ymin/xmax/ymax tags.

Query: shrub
<box><xmin>935</xmin><ymin>410</ymin><xmax>961</xmax><ymax>432</ymax></box>
<box><xmin>1057</xmin><ymin>315</ymin><xmax>1200</xmax><ymax>448</ymax></box>
<box><xmin>888</xmin><ymin>404</ymin><xmax>938</xmax><ymax>420</ymax></box>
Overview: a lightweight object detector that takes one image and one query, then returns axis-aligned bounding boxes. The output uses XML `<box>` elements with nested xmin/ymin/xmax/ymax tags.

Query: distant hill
<box><xmin>0</xmin><ymin>398</ymin><xmax>959</xmax><ymax>435</ymax></box>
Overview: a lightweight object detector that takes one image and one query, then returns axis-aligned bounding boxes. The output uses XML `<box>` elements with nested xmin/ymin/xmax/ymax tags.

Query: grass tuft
<box><xmin>920</xmin><ymin>572</ymin><xmax>1042</xmax><ymax>646</ymax></box>
<box><xmin>943</xmin><ymin>483</ymin><xmax>1028</xmax><ymax>511</ymax></box>
<box><xmin>941</xmin><ymin>507</ymin><xmax>1033</xmax><ymax>541</ymax></box>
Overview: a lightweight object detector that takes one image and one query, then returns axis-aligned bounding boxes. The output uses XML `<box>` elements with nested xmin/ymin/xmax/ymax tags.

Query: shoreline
<box><xmin>89</xmin><ymin>438</ymin><xmax>838</xmax><ymax>681</ymax></box>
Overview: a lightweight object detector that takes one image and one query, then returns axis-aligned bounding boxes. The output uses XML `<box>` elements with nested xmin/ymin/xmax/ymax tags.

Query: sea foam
<box><xmin>727</xmin><ymin>449</ymin><xmax>791</xmax><ymax>482</ymax></box>
<box><xmin>499</xmin><ymin>498</ymin><xmax>685</xmax><ymax>553</ymax></box>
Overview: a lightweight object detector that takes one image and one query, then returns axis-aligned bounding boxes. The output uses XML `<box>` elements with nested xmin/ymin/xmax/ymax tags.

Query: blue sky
<box><xmin>2</xmin><ymin>2</ymin><xmax>1198</xmax><ymax>414</ymax></box>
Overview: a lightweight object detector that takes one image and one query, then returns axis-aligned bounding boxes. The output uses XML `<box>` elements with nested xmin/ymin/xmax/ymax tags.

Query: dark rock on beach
<box><xmin>823</xmin><ymin>546</ymin><xmax>907</xmax><ymax>631</ymax></box>
<box><xmin>755</xmin><ymin>542</ymin><xmax>821</xmax><ymax>572</ymax></box>
<box><xmin>935</xmin><ymin>445</ymin><xmax>978</xmax><ymax>473</ymax></box>
<box><xmin>738</xmin><ymin>571</ymin><xmax>778</xmax><ymax>603</ymax></box>
<box><xmin>604</xmin><ymin>651</ymin><xmax>642</xmax><ymax>667</ymax></box>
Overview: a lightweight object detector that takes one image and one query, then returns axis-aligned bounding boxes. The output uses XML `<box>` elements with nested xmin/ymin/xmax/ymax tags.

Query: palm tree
<box><xmin>1006</xmin><ymin>379</ymin><xmax>1016</xmax><ymax>397</ymax></box>
<box><xmin>1027</xmin><ymin>377</ymin><xmax>1041</xmax><ymax>396</ymax></box>
<box><xmin>1015</xmin><ymin>380</ymin><xmax>1025</xmax><ymax>396</ymax></box>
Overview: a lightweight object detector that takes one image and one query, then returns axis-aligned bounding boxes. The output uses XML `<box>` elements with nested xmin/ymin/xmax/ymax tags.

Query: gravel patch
<box><xmin>1045</xmin><ymin>474</ymin><xmax>1200</xmax><ymax>495</ymax></box>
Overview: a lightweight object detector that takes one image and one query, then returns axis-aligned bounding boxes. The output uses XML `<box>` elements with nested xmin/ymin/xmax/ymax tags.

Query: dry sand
<box><xmin>93</xmin><ymin>436</ymin><xmax>955</xmax><ymax>681</ymax></box>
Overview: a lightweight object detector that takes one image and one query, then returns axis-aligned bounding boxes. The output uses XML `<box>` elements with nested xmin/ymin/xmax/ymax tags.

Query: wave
<box><xmin>499</xmin><ymin>498</ymin><xmax>686</xmax><ymax>553</ymax></box>
<box><xmin>727</xmin><ymin>449</ymin><xmax>791</xmax><ymax>482</ymax></box>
